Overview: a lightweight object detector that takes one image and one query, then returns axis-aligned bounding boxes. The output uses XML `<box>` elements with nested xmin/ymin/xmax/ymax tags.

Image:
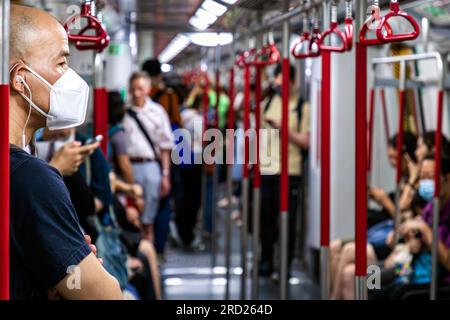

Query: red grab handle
<box><xmin>291</xmin><ymin>32</ymin><xmax>312</xmax><ymax>59</ymax></box>
<box><xmin>64</xmin><ymin>3</ymin><xmax>110</xmax><ymax>52</ymax></box>
<box><xmin>376</xmin><ymin>1</ymin><xmax>420</xmax><ymax>43</ymax></box>
<box><xmin>235</xmin><ymin>48</ymin><xmax>256</xmax><ymax>69</ymax></box>
<box><xmin>291</xmin><ymin>30</ymin><xmax>321</xmax><ymax>59</ymax></box>
<box><xmin>344</xmin><ymin>17</ymin><xmax>354</xmax><ymax>51</ymax></box>
<box><xmin>309</xmin><ymin>28</ymin><xmax>322</xmax><ymax>57</ymax></box>
<box><xmin>359</xmin><ymin>20</ymin><xmax>393</xmax><ymax>45</ymax></box>
<box><xmin>319</xmin><ymin>22</ymin><xmax>347</xmax><ymax>53</ymax></box>
<box><xmin>252</xmin><ymin>44</ymin><xmax>281</xmax><ymax>66</ymax></box>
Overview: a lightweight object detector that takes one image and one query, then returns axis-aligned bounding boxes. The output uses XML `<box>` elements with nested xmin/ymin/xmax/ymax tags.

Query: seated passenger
<box><xmin>369</xmin><ymin>153</ymin><xmax>450</xmax><ymax>299</ymax></box>
<box><xmin>331</xmin><ymin>131</ymin><xmax>418</xmax><ymax>299</ymax></box>
<box><xmin>8</xmin><ymin>5</ymin><xmax>122</xmax><ymax>299</ymax></box>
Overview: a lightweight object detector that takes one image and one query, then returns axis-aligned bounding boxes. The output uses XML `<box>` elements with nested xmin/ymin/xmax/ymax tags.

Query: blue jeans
<box><xmin>203</xmin><ymin>174</ymin><xmax>214</xmax><ymax>234</ymax></box>
<box><xmin>154</xmin><ymin>196</ymin><xmax>172</xmax><ymax>254</ymax></box>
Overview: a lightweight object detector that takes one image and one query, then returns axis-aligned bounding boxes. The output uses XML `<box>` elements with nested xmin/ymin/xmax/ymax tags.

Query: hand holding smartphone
<box><xmin>84</xmin><ymin>134</ymin><xmax>103</xmax><ymax>146</ymax></box>
<box><xmin>80</xmin><ymin>135</ymin><xmax>103</xmax><ymax>156</ymax></box>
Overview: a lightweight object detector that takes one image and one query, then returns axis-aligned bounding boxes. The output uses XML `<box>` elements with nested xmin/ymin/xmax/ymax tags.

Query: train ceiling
<box><xmin>15</xmin><ymin>0</ymin><xmax>450</xmax><ymax>62</ymax></box>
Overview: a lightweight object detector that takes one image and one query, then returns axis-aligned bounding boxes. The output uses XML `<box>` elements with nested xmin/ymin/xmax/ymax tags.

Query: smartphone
<box><xmin>84</xmin><ymin>134</ymin><xmax>103</xmax><ymax>146</ymax></box>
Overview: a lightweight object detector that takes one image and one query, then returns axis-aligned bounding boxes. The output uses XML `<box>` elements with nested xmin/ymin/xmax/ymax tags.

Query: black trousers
<box><xmin>260</xmin><ymin>175</ymin><xmax>300</xmax><ymax>268</ymax></box>
<box><xmin>175</xmin><ymin>164</ymin><xmax>203</xmax><ymax>246</ymax></box>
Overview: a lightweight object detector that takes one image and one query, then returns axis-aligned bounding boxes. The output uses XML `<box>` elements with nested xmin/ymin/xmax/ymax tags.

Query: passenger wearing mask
<box><xmin>330</xmin><ymin>132</ymin><xmax>418</xmax><ymax>299</ymax></box>
<box><xmin>368</xmin><ymin>154</ymin><xmax>450</xmax><ymax>299</ymax></box>
<box><xmin>258</xmin><ymin>63</ymin><xmax>310</xmax><ymax>277</ymax></box>
<box><xmin>8</xmin><ymin>5</ymin><xmax>122</xmax><ymax>299</ymax></box>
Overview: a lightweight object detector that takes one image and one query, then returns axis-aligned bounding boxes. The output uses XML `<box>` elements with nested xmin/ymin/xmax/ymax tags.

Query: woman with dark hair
<box><xmin>415</xmin><ymin>131</ymin><xmax>450</xmax><ymax>163</ymax></box>
<box><xmin>368</xmin><ymin>131</ymin><xmax>418</xmax><ymax>223</ymax></box>
<box><xmin>330</xmin><ymin>131</ymin><xmax>419</xmax><ymax>299</ymax></box>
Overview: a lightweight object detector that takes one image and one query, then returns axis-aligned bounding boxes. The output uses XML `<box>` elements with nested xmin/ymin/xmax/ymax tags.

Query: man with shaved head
<box><xmin>8</xmin><ymin>5</ymin><xmax>122</xmax><ymax>299</ymax></box>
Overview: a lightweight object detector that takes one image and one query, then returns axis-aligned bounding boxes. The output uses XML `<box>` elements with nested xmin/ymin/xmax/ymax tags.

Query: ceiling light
<box><xmin>195</xmin><ymin>8</ymin><xmax>218</xmax><ymax>25</ymax></box>
<box><xmin>159</xmin><ymin>34</ymin><xmax>191</xmax><ymax>63</ymax></box>
<box><xmin>202</xmin><ymin>0</ymin><xmax>227</xmax><ymax>17</ymax></box>
<box><xmin>189</xmin><ymin>32</ymin><xmax>233</xmax><ymax>47</ymax></box>
<box><xmin>161</xmin><ymin>63</ymin><xmax>173</xmax><ymax>73</ymax></box>
<box><xmin>220</xmin><ymin>0</ymin><xmax>238</xmax><ymax>4</ymax></box>
<box><xmin>189</xmin><ymin>16</ymin><xmax>210</xmax><ymax>31</ymax></box>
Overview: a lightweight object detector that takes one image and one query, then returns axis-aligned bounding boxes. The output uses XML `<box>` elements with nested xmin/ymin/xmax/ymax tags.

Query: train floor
<box><xmin>159</xmin><ymin>184</ymin><xmax>320</xmax><ymax>300</ymax></box>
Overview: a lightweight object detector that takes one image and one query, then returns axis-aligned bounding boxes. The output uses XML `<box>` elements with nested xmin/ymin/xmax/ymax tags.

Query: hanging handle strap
<box><xmin>376</xmin><ymin>0</ymin><xmax>420</xmax><ymax>43</ymax></box>
<box><xmin>359</xmin><ymin>1</ymin><xmax>393</xmax><ymax>46</ymax></box>
<box><xmin>319</xmin><ymin>2</ymin><xmax>347</xmax><ymax>52</ymax></box>
<box><xmin>344</xmin><ymin>0</ymin><xmax>354</xmax><ymax>51</ymax></box>
<box><xmin>235</xmin><ymin>48</ymin><xmax>256</xmax><ymax>69</ymax></box>
<box><xmin>252</xmin><ymin>43</ymin><xmax>281</xmax><ymax>66</ymax></box>
<box><xmin>291</xmin><ymin>12</ymin><xmax>321</xmax><ymax>59</ymax></box>
<box><xmin>64</xmin><ymin>3</ymin><xmax>110</xmax><ymax>52</ymax></box>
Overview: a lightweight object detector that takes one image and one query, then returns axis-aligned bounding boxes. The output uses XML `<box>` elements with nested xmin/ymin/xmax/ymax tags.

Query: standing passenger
<box><xmin>8</xmin><ymin>5</ymin><xmax>122</xmax><ymax>299</ymax></box>
<box><xmin>122</xmin><ymin>72</ymin><xmax>174</xmax><ymax>248</ymax></box>
<box><xmin>259</xmin><ymin>64</ymin><xmax>310</xmax><ymax>277</ymax></box>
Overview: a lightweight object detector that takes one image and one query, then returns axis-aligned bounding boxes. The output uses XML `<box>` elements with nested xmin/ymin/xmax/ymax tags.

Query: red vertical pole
<box><xmin>431</xmin><ymin>88</ymin><xmax>444</xmax><ymax>300</ymax></box>
<box><xmin>434</xmin><ymin>90</ymin><xmax>444</xmax><ymax>197</ymax></box>
<box><xmin>380</xmin><ymin>88</ymin><xmax>390</xmax><ymax>146</ymax></box>
<box><xmin>253</xmin><ymin>66</ymin><xmax>262</xmax><ymax>189</ymax></box>
<box><xmin>280</xmin><ymin>61</ymin><xmax>290</xmax><ymax>213</ymax></box>
<box><xmin>243</xmin><ymin>65</ymin><xmax>250</xmax><ymax>179</ymax></box>
<box><xmin>227</xmin><ymin>67</ymin><xmax>235</xmax><ymax>161</ymax></box>
<box><xmin>202</xmin><ymin>73</ymin><xmax>209</xmax><ymax>143</ymax></box>
<box><xmin>1</xmin><ymin>0</ymin><xmax>11</xmax><ymax>300</ymax></box>
<box><xmin>396</xmin><ymin>90</ymin><xmax>405</xmax><ymax>185</ymax></box>
<box><xmin>215</xmin><ymin>70</ymin><xmax>220</xmax><ymax>129</ymax></box>
<box><xmin>368</xmin><ymin>88</ymin><xmax>375</xmax><ymax>173</ymax></box>
<box><xmin>0</xmin><ymin>84</ymin><xmax>10</xmax><ymax>300</ymax></box>
<box><xmin>355</xmin><ymin>42</ymin><xmax>367</xmax><ymax>280</ymax></box>
<box><xmin>225</xmin><ymin>65</ymin><xmax>234</xmax><ymax>300</ymax></box>
<box><xmin>94</xmin><ymin>88</ymin><xmax>108</xmax><ymax>154</ymax></box>
<box><xmin>320</xmin><ymin>51</ymin><xmax>331</xmax><ymax>248</ymax></box>
<box><xmin>240</xmin><ymin>63</ymin><xmax>251</xmax><ymax>300</ymax></box>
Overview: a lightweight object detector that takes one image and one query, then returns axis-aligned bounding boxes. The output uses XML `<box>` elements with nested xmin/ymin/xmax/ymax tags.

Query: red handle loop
<box><xmin>319</xmin><ymin>22</ymin><xmax>347</xmax><ymax>52</ymax></box>
<box><xmin>359</xmin><ymin>20</ymin><xmax>393</xmax><ymax>46</ymax></box>
<box><xmin>291</xmin><ymin>32</ymin><xmax>311</xmax><ymax>59</ymax></box>
<box><xmin>64</xmin><ymin>3</ymin><xmax>110</xmax><ymax>52</ymax></box>
<box><xmin>344</xmin><ymin>17</ymin><xmax>354</xmax><ymax>51</ymax></box>
<box><xmin>252</xmin><ymin>44</ymin><xmax>281</xmax><ymax>66</ymax></box>
<box><xmin>235</xmin><ymin>48</ymin><xmax>256</xmax><ymax>69</ymax></box>
<box><xmin>291</xmin><ymin>30</ymin><xmax>321</xmax><ymax>59</ymax></box>
<box><xmin>309</xmin><ymin>28</ymin><xmax>322</xmax><ymax>57</ymax></box>
<box><xmin>376</xmin><ymin>2</ymin><xmax>420</xmax><ymax>43</ymax></box>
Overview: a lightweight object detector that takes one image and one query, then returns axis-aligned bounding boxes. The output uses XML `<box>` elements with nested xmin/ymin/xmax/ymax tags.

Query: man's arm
<box><xmin>117</xmin><ymin>154</ymin><xmax>135</xmax><ymax>184</ymax></box>
<box><xmin>55</xmin><ymin>252</ymin><xmax>123</xmax><ymax>300</ymax></box>
<box><xmin>160</xmin><ymin>149</ymin><xmax>171</xmax><ymax>197</ymax></box>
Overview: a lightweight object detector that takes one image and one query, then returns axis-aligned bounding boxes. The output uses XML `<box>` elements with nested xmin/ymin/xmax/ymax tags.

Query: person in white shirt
<box><xmin>122</xmin><ymin>71</ymin><xmax>174</xmax><ymax>242</ymax></box>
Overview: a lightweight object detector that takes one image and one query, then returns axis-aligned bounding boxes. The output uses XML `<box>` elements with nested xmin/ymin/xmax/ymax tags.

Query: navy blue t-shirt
<box><xmin>10</xmin><ymin>145</ymin><xmax>91</xmax><ymax>300</ymax></box>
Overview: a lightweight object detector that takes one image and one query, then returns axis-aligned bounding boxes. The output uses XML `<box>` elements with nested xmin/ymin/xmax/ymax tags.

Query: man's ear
<box><xmin>9</xmin><ymin>63</ymin><xmax>27</xmax><ymax>94</ymax></box>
